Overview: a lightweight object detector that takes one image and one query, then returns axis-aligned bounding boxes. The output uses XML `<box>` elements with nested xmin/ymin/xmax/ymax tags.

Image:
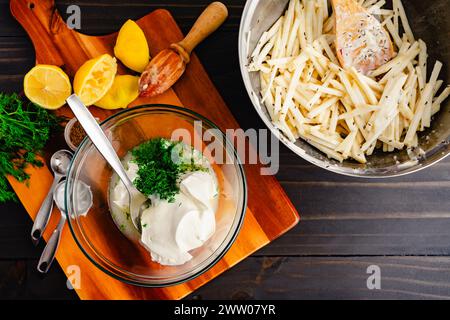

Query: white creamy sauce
<box><xmin>110</xmin><ymin>161</ymin><xmax>139</xmax><ymax>210</ymax></box>
<box><xmin>109</xmin><ymin>146</ymin><xmax>219</xmax><ymax>266</ymax></box>
<box><xmin>140</xmin><ymin>171</ymin><xmax>217</xmax><ymax>265</ymax></box>
<box><xmin>109</xmin><ymin>159</ymin><xmax>141</xmax><ymax>242</ymax></box>
<box><xmin>55</xmin><ymin>180</ymin><xmax>93</xmax><ymax>216</ymax></box>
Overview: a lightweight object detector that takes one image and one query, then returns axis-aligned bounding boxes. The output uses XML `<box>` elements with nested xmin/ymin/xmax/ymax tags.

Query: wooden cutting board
<box><xmin>8</xmin><ymin>0</ymin><xmax>300</xmax><ymax>300</ymax></box>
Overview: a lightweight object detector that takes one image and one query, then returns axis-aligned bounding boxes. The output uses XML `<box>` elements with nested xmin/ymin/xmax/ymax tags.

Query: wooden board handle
<box><xmin>170</xmin><ymin>2</ymin><xmax>228</xmax><ymax>63</ymax></box>
<box><xmin>10</xmin><ymin>0</ymin><xmax>66</xmax><ymax>65</ymax></box>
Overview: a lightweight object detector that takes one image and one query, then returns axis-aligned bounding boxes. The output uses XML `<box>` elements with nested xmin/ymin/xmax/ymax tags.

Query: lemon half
<box><xmin>24</xmin><ymin>65</ymin><xmax>72</xmax><ymax>110</ymax></box>
<box><xmin>73</xmin><ymin>54</ymin><xmax>117</xmax><ymax>106</ymax></box>
<box><xmin>114</xmin><ymin>20</ymin><xmax>150</xmax><ymax>73</ymax></box>
<box><xmin>96</xmin><ymin>75</ymin><xmax>140</xmax><ymax>109</ymax></box>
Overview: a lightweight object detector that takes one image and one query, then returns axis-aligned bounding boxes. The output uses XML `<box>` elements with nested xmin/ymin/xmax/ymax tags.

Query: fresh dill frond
<box><xmin>0</xmin><ymin>93</ymin><xmax>62</xmax><ymax>203</ymax></box>
<box><xmin>131</xmin><ymin>138</ymin><xmax>206</xmax><ymax>202</ymax></box>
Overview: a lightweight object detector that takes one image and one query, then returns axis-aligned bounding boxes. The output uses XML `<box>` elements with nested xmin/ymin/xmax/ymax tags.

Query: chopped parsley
<box><xmin>132</xmin><ymin>138</ymin><xmax>206</xmax><ymax>202</ymax></box>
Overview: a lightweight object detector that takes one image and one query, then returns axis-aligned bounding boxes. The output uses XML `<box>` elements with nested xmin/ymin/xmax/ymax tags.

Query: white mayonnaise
<box><xmin>109</xmin><ymin>149</ymin><xmax>218</xmax><ymax>266</ymax></box>
<box><xmin>140</xmin><ymin>171</ymin><xmax>217</xmax><ymax>266</ymax></box>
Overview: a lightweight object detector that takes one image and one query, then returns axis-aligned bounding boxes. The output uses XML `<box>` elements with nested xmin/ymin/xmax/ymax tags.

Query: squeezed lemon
<box><xmin>73</xmin><ymin>54</ymin><xmax>117</xmax><ymax>106</ymax></box>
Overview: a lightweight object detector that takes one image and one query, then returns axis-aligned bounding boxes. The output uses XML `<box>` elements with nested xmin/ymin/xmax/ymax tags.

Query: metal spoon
<box><xmin>66</xmin><ymin>94</ymin><xmax>147</xmax><ymax>230</ymax></box>
<box><xmin>37</xmin><ymin>180</ymin><xmax>93</xmax><ymax>273</ymax></box>
<box><xmin>31</xmin><ymin>150</ymin><xmax>73</xmax><ymax>245</ymax></box>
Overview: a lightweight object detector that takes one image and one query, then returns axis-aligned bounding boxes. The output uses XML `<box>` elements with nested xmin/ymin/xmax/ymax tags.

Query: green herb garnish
<box><xmin>0</xmin><ymin>93</ymin><xmax>61</xmax><ymax>203</ymax></box>
<box><xmin>132</xmin><ymin>138</ymin><xmax>206</xmax><ymax>202</ymax></box>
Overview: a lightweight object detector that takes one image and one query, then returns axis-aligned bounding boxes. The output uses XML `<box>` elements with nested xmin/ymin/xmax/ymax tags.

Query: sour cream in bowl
<box><xmin>109</xmin><ymin>138</ymin><xmax>219</xmax><ymax>266</ymax></box>
<box><xmin>65</xmin><ymin>105</ymin><xmax>247</xmax><ymax>287</ymax></box>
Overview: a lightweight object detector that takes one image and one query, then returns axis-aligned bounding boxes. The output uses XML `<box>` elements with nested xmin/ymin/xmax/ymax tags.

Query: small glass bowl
<box><xmin>64</xmin><ymin>117</ymin><xmax>100</xmax><ymax>151</ymax></box>
<box><xmin>65</xmin><ymin>105</ymin><xmax>247</xmax><ymax>287</ymax></box>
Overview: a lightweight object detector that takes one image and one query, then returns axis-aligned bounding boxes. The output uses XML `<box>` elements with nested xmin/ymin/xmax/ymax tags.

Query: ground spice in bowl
<box><xmin>69</xmin><ymin>121</ymin><xmax>86</xmax><ymax>148</ymax></box>
<box><xmin>64</xmin><ymin>117</ymin><xmax>100</xmax><ymax>151</ymax></box>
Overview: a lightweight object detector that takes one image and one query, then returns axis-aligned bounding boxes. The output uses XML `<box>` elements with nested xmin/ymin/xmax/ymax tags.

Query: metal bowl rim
<box><xmin>238</xmin><ymin>0</ymin><xmax>450</xmax><ymax>178</ymax></box>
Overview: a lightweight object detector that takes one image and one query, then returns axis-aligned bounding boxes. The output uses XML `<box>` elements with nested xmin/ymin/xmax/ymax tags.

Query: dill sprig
<box><xmin>132</xmin><ymin>138</ymin><xmax>206</xmax><ymax>202</ymax></box>
<box><xmin>0</xmin><ymin>93</ymin><xmax>62</xmax><ymax>203</ymax></box>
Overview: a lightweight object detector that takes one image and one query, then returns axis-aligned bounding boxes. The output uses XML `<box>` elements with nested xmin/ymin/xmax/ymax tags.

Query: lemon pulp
<box><xmin>24</xmin><ymin>65</ymin><xmax>72</xmax><ymax>110</ymax></box>
<box><xmin>73</xmin><ymin>54</ymin><xmax>117</xmax><ymax>106</ymax></box>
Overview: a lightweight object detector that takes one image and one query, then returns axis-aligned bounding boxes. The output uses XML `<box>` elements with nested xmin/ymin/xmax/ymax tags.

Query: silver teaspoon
<box><xmin>31</xmin><ymin>150</ymin><xmax>73</xmax><ymax>245</ymax></box>
<box><xmin>37</xmin><ymin>180</ymin><xmax>93</xmax><ymax>273</ymax></box>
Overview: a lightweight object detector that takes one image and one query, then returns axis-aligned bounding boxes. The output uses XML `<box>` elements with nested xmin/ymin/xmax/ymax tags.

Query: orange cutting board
<box><xmin>8</xmin><ymin>0</ymin><xmax>300</xmax><ymax>300</ymax></box>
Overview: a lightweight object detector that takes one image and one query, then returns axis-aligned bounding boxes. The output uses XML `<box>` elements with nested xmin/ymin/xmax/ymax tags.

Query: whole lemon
<box><xmin>95</xmin><ymin>75</ymin><xmax>140</xmax><ymax>109</ymax></box>
<box><xmin>114</xmin><ymin>20</ymin><xmax>150</xmax><ymax>73</ymax></box>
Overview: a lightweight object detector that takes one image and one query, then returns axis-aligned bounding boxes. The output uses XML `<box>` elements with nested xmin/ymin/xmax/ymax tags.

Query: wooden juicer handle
<box><xmin>171</xmin><ymin>2</ymin><xmax>228</xmax><ymax>64</ymax></box>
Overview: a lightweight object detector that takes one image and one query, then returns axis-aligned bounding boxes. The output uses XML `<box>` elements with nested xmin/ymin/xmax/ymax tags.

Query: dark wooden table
<box><xmin>1</xmin><ymin>0</ymin><xmax>450</xmax><ymax>300</ymax></box>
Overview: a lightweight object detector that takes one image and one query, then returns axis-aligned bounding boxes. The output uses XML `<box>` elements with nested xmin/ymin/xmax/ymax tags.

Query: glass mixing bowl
<box><xmin>65</xmin><ymin>105</ymin><xmax>247</xmax><ymax>287</ymax></box>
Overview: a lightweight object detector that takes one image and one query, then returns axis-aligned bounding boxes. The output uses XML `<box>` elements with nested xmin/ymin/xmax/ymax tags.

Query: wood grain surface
<box><xmin>1</xmin><ymin>0</ymin><xmax>450</xmax><ymax>300</ymax></box>
<box><xmin>3</xmin><ymin>0</ymin><xmax>299</xmax><ymax>300</ymax></box>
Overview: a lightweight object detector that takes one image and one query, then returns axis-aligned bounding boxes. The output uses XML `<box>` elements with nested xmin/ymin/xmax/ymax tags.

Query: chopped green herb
<box><xmin>0</xmin><ymin>93</ymin><xmax>62</xmax><ymax>203</ymax></box>
<box><xmin>142</xmin><ymin>223</ymin><xmax>148</xmax><ymax>228</ymax></box>
<box><xmin>132</xmin><ymin>138</ymin><xmax>206</xmax><ymax>202</ymax></box>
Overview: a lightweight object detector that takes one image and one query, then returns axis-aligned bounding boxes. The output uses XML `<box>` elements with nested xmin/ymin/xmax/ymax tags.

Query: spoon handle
<box><xmin>37</xmin><ymin>215</ymin><xmax>66</xmax><ymax>274</ymax></box>
<box><xmin>66</xmin><ymin>95</ymin><xmax>134</xmax><ymax>189</ymax></box>
<box><xmin>31</xmin><ymin>175</ymin><xmax>62</xmax><ymax>244</ymax></box>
